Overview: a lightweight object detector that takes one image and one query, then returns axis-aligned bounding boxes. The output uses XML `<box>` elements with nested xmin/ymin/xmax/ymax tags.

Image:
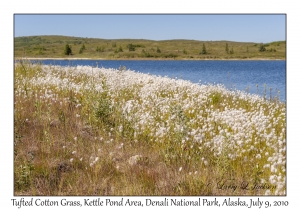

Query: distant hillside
<box><xmin>14</xmin><ymin>35</ymin><xmax>286</xmax><ymax>60</ymax></box>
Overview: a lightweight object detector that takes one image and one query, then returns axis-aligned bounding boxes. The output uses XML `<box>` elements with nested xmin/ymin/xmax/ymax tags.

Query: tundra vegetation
<box><xmin>14</xmin><ymin>61</ymin><xmax>286</xmax><ymax>195</ymax></box>
<box><xmin>14</xmin><ymin>36</ymin><xmax>286</xmax><ymax>60</ymax></box>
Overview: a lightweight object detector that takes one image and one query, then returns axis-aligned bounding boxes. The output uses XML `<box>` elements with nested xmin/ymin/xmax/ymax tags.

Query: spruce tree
<box><xmin>128</xmin><ymin>44</ymin><xmax>135</xmax><ymax>51</ymax></box>
<box><xmin>259</xmin><ymin>44</ymin><xmax>266</xmax><ymax>52</ymax></box>
<box><xmin>64</xmin><ymin>44</ymin><xmax>72</xmax><ymax>55</ymax></box>
<box><xmin>226</xmin><ymin>43</ymin><xmax>229</xmax><ymax>53</ymax></box>
<box><xmin>79</xmin><ymin>44</ymin><xmax>86</xmax><ymax>54</ymax></box>
<box><xmin>200</xmin><ymin>44</ymin><xmax>207</xmax><ymax>55</ymax></box>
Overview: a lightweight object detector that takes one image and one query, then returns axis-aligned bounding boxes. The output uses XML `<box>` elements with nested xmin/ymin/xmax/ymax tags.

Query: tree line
<box><xmin>63</xmin><ymin>43</ymin><xmax>277</xmax><ymax>56</ymax></box>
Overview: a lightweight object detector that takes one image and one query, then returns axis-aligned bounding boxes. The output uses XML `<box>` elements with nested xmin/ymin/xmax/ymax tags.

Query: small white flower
<box><xmin>118</xmin><ymin>143</ymin><xmax>124</xmax><ymax>149</ymax></box>
<box><xmin>74</xmin><ymin>137</ymin><xmax>77</xmax><ymax>141</ymax></box>
<box><xmin>265</xmin><ymin>190</ymin><xmax>271</xmax><ymax>195</ymax></box>
<box><xmin>118</xmin><ymin>125</ymin><xmax>123</xmax><ymax>132</ymax></box>
<box><xmin>72</xmin><ymin>151</ymin><xmax>76</xmax><ymax>155</ymax></box>
<box><xmin>271</xmin><ymin>165</ymin><xmax>277</xmax><ymax>173</ymax></box>
<box><xmin>70</xmin><ymin>158</ymin><xmax>74</xmax><ymax>163</ymax></box>
<box><xmin>179</xmin><ymin>167</ymin><xmax>183</xmax><ymax>172</ymax></box>
<box><xmin>80</xmin><ymin>157</ymin><xmax>83</xmax><ymax>161</ymax></box>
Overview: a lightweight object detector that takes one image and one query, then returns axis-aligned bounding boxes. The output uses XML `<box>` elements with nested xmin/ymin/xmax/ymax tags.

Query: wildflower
<box><xmin>128</xmin><ymin>155</ymin><xmax>143</xmax><ymax>166</ymax></box>
<box><xmin>70</xmin><ymin>158</ymin><xmax>74</xmax><ymax>163</ymax></box>
<box><xmin>179</xmin><ymin>167</ymin><xmax>183</xmax><ymax>172</ymax></box>
<box><xmin>72</xmin><ymin>151</ymin><xmax>76</xmax><ymax>155</ymax></box>
<box><xmin>271</xmin><ymin>165</ymin><xmax>277</xmax><ymax>173</ymax></box>
<box><xmin>118</xmin><ymin>143</ymin><xmax>124</xmax><ymax>149</ymax></box>
<box><xmin>119</xmin><ymin>125</ymin><xmax>123</xmax><ymax>132</ymax></box>
<box><xmin>74</xmin><ymin>137</ymin><xmax>77</xmax><ymax>141</ymax></box>
<box><xmin>265</xmin><ymin>190</ymin><xmax>271</xmax><ymax>195</ymax></box>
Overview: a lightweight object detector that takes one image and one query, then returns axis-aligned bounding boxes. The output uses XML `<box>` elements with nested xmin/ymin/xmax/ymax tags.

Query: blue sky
<box><xmin>14</xmin><ymin>14</ymin><xmax>285</xmax><ymax>43</ymax></box>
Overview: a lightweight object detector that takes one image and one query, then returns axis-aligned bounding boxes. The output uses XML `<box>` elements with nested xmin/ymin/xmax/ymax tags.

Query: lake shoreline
<box><xmin>15</xmin><ymin>57</ymin><xmax>286</xmax><ymax>61</ymax></box>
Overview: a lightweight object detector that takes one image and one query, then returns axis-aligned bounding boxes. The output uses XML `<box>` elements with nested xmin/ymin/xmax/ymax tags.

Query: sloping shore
<box><xmin>15</xmin><ymin>57</ymin><xmax>285</xmax><ymax>61</ymax></box>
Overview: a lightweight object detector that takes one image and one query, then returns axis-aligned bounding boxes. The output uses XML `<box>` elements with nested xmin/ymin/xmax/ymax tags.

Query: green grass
<box><xmin>14</xmin><ymin>61</ymin><xmax>286</xmax><ymax>195</ymax></box>
<box><xmin>14</xmin><ymin>35</ymin><xmax>286</xmax><ymax>60</ymax></box>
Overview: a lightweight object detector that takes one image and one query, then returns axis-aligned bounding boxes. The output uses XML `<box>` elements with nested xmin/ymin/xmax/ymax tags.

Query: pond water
<box><xmin>33</xmin><ymin>60</ymin><xmax>286</xmax><ymax>101</ymax></box>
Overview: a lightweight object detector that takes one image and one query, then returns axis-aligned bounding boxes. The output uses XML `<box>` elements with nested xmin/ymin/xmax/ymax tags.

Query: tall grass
<box><xmin>14</xmin><ymin>61</ymin><xmax>286</xmax><ymax>195</ymax></box>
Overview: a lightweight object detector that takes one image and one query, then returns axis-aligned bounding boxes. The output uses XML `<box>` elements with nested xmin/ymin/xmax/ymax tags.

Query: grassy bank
<box><xmin>14</xmin><ymin>61</ymin><xmax>286</xmax><ymax>195</ymax></box>
<box><xmin>14</xmin><ymin>36</ymin><xmax>286</xmax><ymax>60</ymax></box>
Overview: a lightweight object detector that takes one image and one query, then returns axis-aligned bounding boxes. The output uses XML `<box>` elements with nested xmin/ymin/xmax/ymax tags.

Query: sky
<box><xmin>14</xmin><ymin>14</ymin><xmax>286</xmax><ymax>43</ymax></box>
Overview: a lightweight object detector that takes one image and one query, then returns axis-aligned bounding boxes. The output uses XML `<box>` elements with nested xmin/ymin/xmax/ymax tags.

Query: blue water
<box><xmin>34</xmin><ymin>60</ymin><xmax>286</xmax><ymax>101</ymax></box>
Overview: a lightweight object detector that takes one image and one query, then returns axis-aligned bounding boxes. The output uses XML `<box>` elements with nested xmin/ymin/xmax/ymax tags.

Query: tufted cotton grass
<box><xmin>14</xmin><ymin>61</ymin><xmax>286</xmax><ymax>195</ymax></box>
